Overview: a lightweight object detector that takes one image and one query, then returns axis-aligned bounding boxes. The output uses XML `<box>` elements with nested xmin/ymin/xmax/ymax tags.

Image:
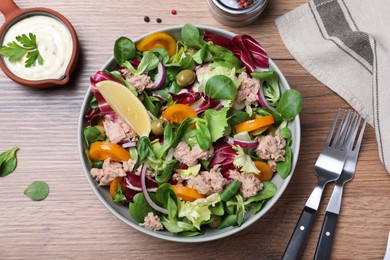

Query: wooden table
<box><xmin>1</xmin><ymin>0</ymin><xmax>389</xmax><ymax>259</ymax></box>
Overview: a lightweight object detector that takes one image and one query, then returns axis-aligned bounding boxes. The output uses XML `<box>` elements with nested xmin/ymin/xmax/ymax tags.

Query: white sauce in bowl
<box><xmin>2</xmin><ymin>15</ymin><xmax>73</xmax><ymax>81</ymax></box>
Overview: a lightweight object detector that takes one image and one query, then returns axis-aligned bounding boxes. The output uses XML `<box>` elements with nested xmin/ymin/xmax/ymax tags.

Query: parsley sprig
<box><xmin>0</xmin><ymin>33</ymin><xmax>44</xmax><ymax>68</ymax></box>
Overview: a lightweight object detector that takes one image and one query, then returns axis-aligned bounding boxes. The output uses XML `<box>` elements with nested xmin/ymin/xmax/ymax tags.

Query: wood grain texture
<box><xmin>0</xmin><ymin>0</ymin><xmax>389</xmax><ymax>259</ymax></box>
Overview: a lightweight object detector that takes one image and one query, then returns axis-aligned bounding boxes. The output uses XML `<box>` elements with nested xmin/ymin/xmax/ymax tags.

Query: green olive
<box><xmin>151</xmin><ymin>119</ymin><xmax>165</xmax><ymax>136</ymax></box>
<box><xmin>176</xmin><ymin>69</ymin><xmax>196</xmax><ymax>87</ymax></box>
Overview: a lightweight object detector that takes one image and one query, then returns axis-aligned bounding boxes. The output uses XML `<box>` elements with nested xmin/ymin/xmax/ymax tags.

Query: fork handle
<box><xmin>313</xmin><ymin>211</ymin><xmax>339</xmax><ymax>260</ymax></box>
<box><xmin>282</xmin><ymin>206</ymin><xmax>316</xmax><ymax>260</ymax></box>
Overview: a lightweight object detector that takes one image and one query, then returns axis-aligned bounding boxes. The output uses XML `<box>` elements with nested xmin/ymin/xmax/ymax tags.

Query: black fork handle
<box><xmin>313</xmin><ymin>211</ymin><xmax>339</xmax><ymax>260</ymax></box>
<box><xmin>282</xmin><ymin>206</ymin><xmax>317</xmax><ymax>260</ymax></box>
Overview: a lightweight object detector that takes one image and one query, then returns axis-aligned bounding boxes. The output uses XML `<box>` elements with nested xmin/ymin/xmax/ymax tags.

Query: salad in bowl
<box><xmin>79</xmin><ymin>24</ymin><xmax>302</xmax><ymax>242</ymax></box>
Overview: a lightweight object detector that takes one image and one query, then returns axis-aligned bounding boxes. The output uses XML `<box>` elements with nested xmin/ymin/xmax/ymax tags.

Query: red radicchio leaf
<box><xmin>231</xmin><ymin>35</ymin><xmax>268</xmax><ymax>73</ymax></box>
<box><xmin>131</xmin><ymin>59</ymin><xmax>140</xmax><ymax>68</ymax></box>
<box><xmin>171</xmin><ymin>90</ymin><xmax>202</xmax><ymax>105</ymax></box>
<box><xmin>204</xmin><ymin>31</ymin><xmax>269</xmax><ymax>74</ymax></box>
<box><xmin>210</xmin><ymin>142</ymin><xmax>236</xmax><ymax>167</ymax></box>
<box><xmin>204</xmin><ymin>31</ymin><xmax>233</xmax><ymax>49</ymax></box>
<box><xmin>222</xmin><ymin>165</ymin><xmax>239</xmax><ymax>179</ymax></box>
<box><xmin>209</xmin><ymin>142</ymin><xmax>239</xmax><ymax>177</ymax></box>
<box><xmin>89</xmin><ymin>71</ymin><xmax>119</xmax><ymax>120</ymax></box>
<box><xmin>170</xmin><ymin>90</ymin><xmax>219</xmax><ymax>114</ymax></box>
<box><xmin>124</xmin><ymin>188</ymin><xmax>139</xmax><ymax>203</ymax></box>
<box><xmin>192</xmin><ymin>95</ymin><xmax>220</xmax><ymax>114</ymax></box>
<box><xmin>85</xmin><ymin>108</ymin><xmax>101</xmax><ymax>125</ymax></box>
<box><xmin>176</xmin><ymin>163</ymin><xmax>189</xmax><ymax>170</ymax></box>
<box><xmin>124</xmin><ymin>171</ymin><xmax>159</xmax><ymax>192</ymax></box>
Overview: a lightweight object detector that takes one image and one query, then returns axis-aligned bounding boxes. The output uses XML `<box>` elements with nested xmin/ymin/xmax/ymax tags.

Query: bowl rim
<box><xmin>78</xmin><ymin>24</ymin><xmax>301</xmax><ymax>243</ymax></box>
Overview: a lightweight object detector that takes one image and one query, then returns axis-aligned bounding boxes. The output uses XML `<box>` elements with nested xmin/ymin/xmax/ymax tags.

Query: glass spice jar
<box><xmin>207</xmin><ymin>0</ymin><xmax>269</xmax><ymax>27</ymax></box>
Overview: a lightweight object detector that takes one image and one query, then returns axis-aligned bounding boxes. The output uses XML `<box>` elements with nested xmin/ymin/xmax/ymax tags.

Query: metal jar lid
<box><xmin>207</xmin><ymin>0</ymin><xmax>269</xmax><ymax>27</ymax></box>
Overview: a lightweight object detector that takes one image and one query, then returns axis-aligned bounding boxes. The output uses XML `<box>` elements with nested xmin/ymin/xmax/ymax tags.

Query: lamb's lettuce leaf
<box><xmin>181</xmin><ymin>23</ymin><xmax>205</xmax><ymax>49</ymax></box>
<box><xmin>276</xmin><ymin>89</ymin><xmax>303</xmax><ymax>121</ymax></box>
<box><xmin>123</xmin><ymin>51</ymin><xmax>159</xmax><ymax>75</ymax></box>
<box><xmin>244</xmin><ymin>182</ymin><xmax>277</xmax><ymax>205</ymax></box>
<box><xmin>205</xmin><ymin>75</ymin><xmax>237</xmax><ymax>100</ymax></box>
<box><xmin>114</xmin><ymin>36</ymin><xmax>136</xmax><ymax>65</ymax></box>
<box><xmin>251</xmin><ymin>71</ymin><xmax>280</xmax><ymax>107</ymax></box>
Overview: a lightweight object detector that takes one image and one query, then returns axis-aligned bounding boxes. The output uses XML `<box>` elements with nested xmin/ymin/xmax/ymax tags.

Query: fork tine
<box><xmin>325</xmin><ymin>109</ymin><xmax>341</xmax><ymax>145</ymax></box>
<box><xmin>332</xmin><ymin>110</ymin><xmax>352</xmax><ymax>148</ymax></box>
<box><xmin>350</xmin><ymin>113</ymin><xmax>363</xmax><ymax>147</ymax></box>
<box><xmin>353</xmin><ymin>115</ymin><xmax>368</xmax><ymax>152</ymax></box>
<box><xmin>333</xmin><ymin>110</ymin><xmax>351</xmax><ymax>148</ymax></box>
<box><xmin>344</xmin><ymin>112</ymin><xmax>363</xmax><ymax>150</ymax></box>
<box><xmin>338</xmin><ymin>111</ymin><xmax>358</xmax><ymax>149</ymax></box>
<box><xmin>337</xmin><ymin>111</ymin><xmax>363</xmax><ymax>150</ymax></box>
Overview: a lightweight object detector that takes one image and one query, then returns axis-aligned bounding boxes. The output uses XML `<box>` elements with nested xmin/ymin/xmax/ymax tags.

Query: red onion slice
<box><xmin>258</xmin><ymin>84</ymin><xmax>275</xmax><ymax>110</ymax></box>
<box><xmin>150</xmin><ymin>62</ymin><xmax>166</xmax><ymax>90</ymax></box>
<box><xmin>122</xmin><ymin>141</ymin><xmax>137</xmax><ymax>148</ymax></box>
<box><xmin>225</xmin><ymin>136</ymin><xmax>258</xmax><ymax>149</ymax></box>
<box><xmin>140</xmin><ymin>164</ymin><xmax>168</xmax><ymax>215</ymax></box>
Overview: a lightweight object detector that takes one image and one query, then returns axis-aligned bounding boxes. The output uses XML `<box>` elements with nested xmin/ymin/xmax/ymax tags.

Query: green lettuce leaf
<box><xmin>233</xmin><ymin>146</ymin><xmax>260</xmax><ymax>174</ymax></box>
<box><xmin>176</xmin><ymin>164</ymin><xmax>201</xmax><ymax>179</ymax></box>
<box><xmin>178</xmin><ymin>193</ymin><xmax>221</xmax><ymax>230</ymax></box>
<box><xmin>204</xmin><ymin>107</ymin><xmax>229</xmax><ymax>142</ymax></box>
<box><xmin>193</xmin><ymin>65</ymin><xmax>241</xmax><ymax>93</ymax></box>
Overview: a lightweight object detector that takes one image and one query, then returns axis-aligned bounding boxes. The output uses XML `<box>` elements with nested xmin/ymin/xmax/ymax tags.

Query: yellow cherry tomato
<box><xmin>88</xmin><ymin>141</ymin><xmax>130</xmax><ymax>162</ymax></box>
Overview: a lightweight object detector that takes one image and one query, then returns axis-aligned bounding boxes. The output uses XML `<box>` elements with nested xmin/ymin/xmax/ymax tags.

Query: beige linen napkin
<box><xmin>276</xmin><ymin>0</ymin><xmax>390</xmax><ymax>173</ymax></box>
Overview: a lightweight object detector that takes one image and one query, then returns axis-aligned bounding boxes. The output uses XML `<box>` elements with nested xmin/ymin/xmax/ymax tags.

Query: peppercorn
<box><xmin>171</xmin><ymin>9</ymin><xmax>177</xmax><ymax>15</ymax></box>
<box><xmin>144</xmin><ymin>16</ymin><xmax>150</xmax><ymax>23</ymax></box>
<box><xmin>156</xmin><ymin>18</ymin><xmax>162</xmax><ymax>23</ymax></box>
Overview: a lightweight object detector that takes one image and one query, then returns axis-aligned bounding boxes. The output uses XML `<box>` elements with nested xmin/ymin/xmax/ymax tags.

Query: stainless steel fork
<box><xmin>282</xmin><ymin>110</ymin><xmax>360</xmax><ymax>260</ymax></box>
<box><xmin>313</xmin><ymin>114</ymin><xmax>368</xmax><ymax>260</ymax></box>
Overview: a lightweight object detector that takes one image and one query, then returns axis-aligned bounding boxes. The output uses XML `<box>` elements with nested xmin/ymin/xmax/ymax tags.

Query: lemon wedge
<box><xmin>95</xmin><ymin>80</ymin><xmax>151</xmax><ymax>137</ymax></box>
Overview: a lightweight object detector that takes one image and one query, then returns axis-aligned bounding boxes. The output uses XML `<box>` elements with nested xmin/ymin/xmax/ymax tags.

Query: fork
<box><xmin>313</xmin><ymin>114</ymin><xmax>367</xmax><ymax>260</ymax></box>
<box><xmin>282</xmin><ymin>109</ymin><xmax>360</xmax><ymax>260</ymax></box>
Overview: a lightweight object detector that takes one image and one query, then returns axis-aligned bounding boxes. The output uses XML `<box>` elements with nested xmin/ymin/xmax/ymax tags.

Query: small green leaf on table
<box><xmin>24</xmin><ymin>181</ymin><xmax>50</xmax><ymax>201</ymax></box>
<box><xmin>0</xmin><ymin>147</ymin><xmax>19</xmax><ymax>177</ymax></box>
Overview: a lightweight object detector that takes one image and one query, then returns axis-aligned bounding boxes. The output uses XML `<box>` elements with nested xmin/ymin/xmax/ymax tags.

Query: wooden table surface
<box><xmin>1</xmin><ymin>0</ymin><xmax>389</xmax><ymax>259</ymax></box>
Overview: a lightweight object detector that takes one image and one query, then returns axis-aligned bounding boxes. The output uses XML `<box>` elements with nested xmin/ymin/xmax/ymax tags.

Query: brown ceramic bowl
<box><xmin>0</xmin><ymin>0</ymin><xmax>79</xmax><ymax>88</ymax></box>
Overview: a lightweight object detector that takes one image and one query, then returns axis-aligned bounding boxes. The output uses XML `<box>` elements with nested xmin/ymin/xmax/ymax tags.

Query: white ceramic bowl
<box><xmin>78</xmin><ymin>25</ymin><xmax>301</xmax><ymax>243</ymax></box>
